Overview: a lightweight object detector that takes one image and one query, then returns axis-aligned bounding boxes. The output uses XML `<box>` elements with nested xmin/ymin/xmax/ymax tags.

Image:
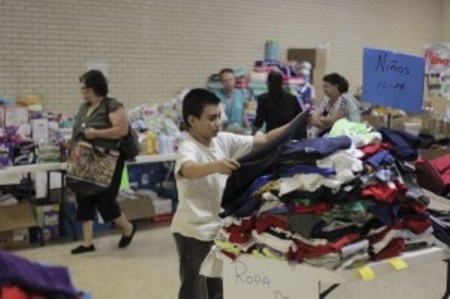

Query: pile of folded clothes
<box><xmin>217</xmin><ymin>119</ymin><xmax>444</xmax><ymax>270</ymax></box>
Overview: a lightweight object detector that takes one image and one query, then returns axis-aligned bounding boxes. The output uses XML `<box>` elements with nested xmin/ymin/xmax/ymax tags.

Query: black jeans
<box><xmin>173</xmin><ymin>233</ymin><xmax>223</xmax><ymax>299</ymax></box>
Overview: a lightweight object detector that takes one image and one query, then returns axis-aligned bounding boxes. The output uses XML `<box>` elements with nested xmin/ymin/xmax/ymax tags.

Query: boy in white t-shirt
<box><xmin>171</xmin><ymin>88</ymin><xmax>301</xmax><ymax>299</ymax></box>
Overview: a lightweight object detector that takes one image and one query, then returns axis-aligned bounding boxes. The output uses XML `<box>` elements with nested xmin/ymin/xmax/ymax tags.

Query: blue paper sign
<box><xmin>362</xmin><ymin>48</ymin><xmax>425</xmax><ymax>113</ymax></box>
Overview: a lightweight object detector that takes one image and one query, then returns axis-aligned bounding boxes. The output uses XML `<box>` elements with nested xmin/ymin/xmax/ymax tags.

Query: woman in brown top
<box><xmin>70</xmin><ymin>70</ymin><xmax>136</xmax><ymax>254</ymax></box>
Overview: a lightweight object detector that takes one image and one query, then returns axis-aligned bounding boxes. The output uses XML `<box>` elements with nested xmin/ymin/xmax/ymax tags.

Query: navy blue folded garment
<box><xmin>360</xmin><ymin>218</ymin><xmax>385</xmax><ymax>237</ymax></box>
<box><xmin>366</xmin><ymin>150</ymin><xmax>395</xmax><ymax>168</ymax></box>
<box><xmin>378</xmin><ymin>127</ymin><xmax>419</xmax><ymax>161</ymax></box>
<box><xmin>429</xmin><ymin>210</ymin><xmax>450</xmax><ymax>245</ymax></box>
<box><xmin>279</xmin><ymin>182</ymin><xmax>362</xmax><ymax>205</ymax></box>
<box><xmin>368</xmin><ymin>202</ymin><xmax>399</xmax><ymax>226</ymax></box>
<box><xmin>0</xmin><ymin>252</ymin><xmax>77</xmax><ymax>298</ymax></box>
<box><xmin>278</xmin><ymin>136</ymin><xmax>352</xmax><ymax>162</ymax></box>
<box><xmin>398</xmin><ymin>209</ymin><xmax>429</xmax><ymax>221</ymax></box>
<box><xmin>222</xmin><ymin>174</ymin><xmax>274</xmax><ymax>218</ymax></box>
<box><xmin>221</xmin><ymin>110</ymin><xmax>310</xmax><ymax>216</ymax></box>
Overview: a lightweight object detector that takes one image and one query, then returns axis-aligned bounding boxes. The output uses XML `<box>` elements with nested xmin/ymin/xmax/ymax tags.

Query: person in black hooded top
<box><xmin>252</xmin><ymin>71</ymin><xmax>305</xmax><ymax>138</ymax></box>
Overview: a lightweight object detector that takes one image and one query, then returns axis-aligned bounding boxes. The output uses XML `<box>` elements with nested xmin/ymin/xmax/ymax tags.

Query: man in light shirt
<box><xmin>213</xmin><ymin>68</ymin><xmax>249</xmax><ymax>131</ymax></box>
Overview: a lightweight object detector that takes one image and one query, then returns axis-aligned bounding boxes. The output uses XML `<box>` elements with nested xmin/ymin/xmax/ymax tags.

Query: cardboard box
<box><xmin>287</xmin><ymin>48</ymin><xmax>327</xmax><ymax>71</ymax></box>
<box><xmin>0</xmin><ymin>201</ymin><xmax>35</xmax><ymax>250</ymax></box>
<box><xmin>362</xmin><ymin>115</ymin><xmax>388</xmax><ymax>129</ymax></box>
<box><xmin>118</xmin><ymin>197</ymin><xmax>155</xmax><ymax>221</ymax></box>
<box><xmin>0</xmin><ymin>228</ymin><xmax>30</xmax><ymax>250</ymax></box>
<box><xmin>0</xmin><ymin>143</ymin><xmax>11</xmax><ymax>168</ymax></box>
<box><xmin>222</xmin><ymin>254</ymin><xmax>320</xmax><ymax>298</ymax></box>
<box><xmin>32</xmin><ymin>203</ymin><xmax>60</xmax><ymax>241</ymax></box>
<box><xmin>152</xmin><ymin>213</ymin><xmax>173</xmax><ymax>223</ymax></box>
<box><xmin>0</xmin><ymin>107</ymin><xmax>4</xmax><ymax>137</ymax></box>
<box><xmin>31</xmin><ymin>118</ymin><xmax>49</xmax><ymax>144</ymax></box>
<box><xmin>61</xmin><ymin>201</ymin><xmax>113</xmax><ymax>236</ymax></box>
<box><xmin>16</xmin><ymin>95</ymin><xmax>44</xmax><ymax>112</ymax></box>
<box><xmin>151</xmin><ymin>198</ymin><xmax>173</xmax><ymax>215</ymax></box>
<box><xmin>0</xmin><ymin>201</ymin><xmax>37</xmax><ymax>232</ymax></box>
<box><xmin>11</xmin><ymin>142</ymin><xmax>37</xmax><ymax>166</ymax></box>
<box><xmin>4</xmin><ymin>106</ymin><xmax>28</xmax><ymax>127</ymax></box>
<box><xmin>390</xmin><ymin>116</ymin><xmax>405</xmax><ymax>131</ymax></box>
<box><xmin>312</xmin><ymin>69</ymin><xmax>325</xmax><ymax>106</ymax></box>
<box><xmin>430</xmin><ymin>97</ymin><xmax>448</xmax><ymax>115</ymax></box>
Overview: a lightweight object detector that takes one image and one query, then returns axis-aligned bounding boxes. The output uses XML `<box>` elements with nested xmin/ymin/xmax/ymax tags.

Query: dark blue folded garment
<box><xmin>368</xmin><ymin>202</ymin><xmax>399</xmax><ymax>226</ymax></box>
<box><xmin>221</xmin><ymin>110</ymin><xmax>310</xmax><ymax>216</ymax></box>
<box><xmin>222</xmin><ymin>174</ymin><xmax>274</xmax><ymax>218</ymax></box>
<box><xmin>279</xmin><ymin>136</ymin><xmax>352</xmax><ymax>161</ymax></box>
<box><xmin>429</xmin><ymin>210</ymin><xmax>450</xmax><ymax>245</ymax></box>
<box><xmin>366</xmin><ymin>150</ymin><xmax>395</xmax><ymax>168</ymax></box>
<box><xmin>378</xmin><ymin>127</ymin><xmax>419</xmax><ymax>161</ymax></box>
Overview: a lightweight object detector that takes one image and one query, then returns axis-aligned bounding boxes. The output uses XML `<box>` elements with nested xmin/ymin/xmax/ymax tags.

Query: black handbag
<box><xmin>119</xmin><ymin>125</ymin><xmax>139</xmax><ymax>161</ymax></box>
<box><xmin>105</xmin><ymin>98</ymin><xmax>139</xmax><ymax>161</ymax></box>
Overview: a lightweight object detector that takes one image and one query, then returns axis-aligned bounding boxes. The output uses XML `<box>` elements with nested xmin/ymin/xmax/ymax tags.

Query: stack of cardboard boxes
<box><xmin>287</xmin><ymin>48</ymin><xmax>327</xmax><ymax>106</ymax></box>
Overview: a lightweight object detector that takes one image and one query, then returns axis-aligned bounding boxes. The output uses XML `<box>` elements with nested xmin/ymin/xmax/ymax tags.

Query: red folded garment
<box><xmin>224</xmin><ymin>217</ymin><xmax>255</xmax><ymax>233</ymax></box>
<box><xmin>292</xmin><ymin>202</ymin><xmax>330</xmax><ymax>214</ymax></box>
<box><xmin>402</xmin><ymin>218</ymin><xmax>432</xmax><ymax>235</ymax></box>
<box><xmin>228</xmin><ymin>231</ymin><xmax>253</xmax><ymax>244</ymax></box>
<box><xmin>255</xmin><ymin>214</ymin><xmax>288</xmax><ymax>234</ymax></box>
<box><xmin>371</xmin><ymin>237</ymin><xmax>405</xmax><ymax>261</ymax></box>
<box><xmin>361</xmin><ymin>143</ymin><xmax>391</xmax><ymax>157</ymax></box>
<box><xmin>361</xmin><ymin>180</ymin><xmax>406</xmax><ymax>203</ymax></box>
<box><xmin>431</xmin><ymin>154</ymin><xmax>450</xmax><ymax>190</ymax></box>
<box><xmin>288</xmin><ymin>233</ymin><xmax>360</xmax><ymax>261</ymax></box>
<box><xmin>1</xmin><ymin>286</ymin><xmax>45</xmax><ymax>299</ymax></box>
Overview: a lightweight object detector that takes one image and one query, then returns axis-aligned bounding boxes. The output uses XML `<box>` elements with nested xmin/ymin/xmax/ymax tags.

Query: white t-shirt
<box><xmin>170</xmin><ymin>132</ymin><xmax>254</xmax><ymax>241</ymax></box>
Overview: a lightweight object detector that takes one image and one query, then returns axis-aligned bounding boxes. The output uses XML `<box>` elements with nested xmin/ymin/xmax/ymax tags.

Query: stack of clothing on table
<box><xmin>0</xmin><ymin>252</ymin><xmax>90</xmax><ymax>298</ymax></box>
<box><xmin>248</xmin><ymin>60</ymin><xmax>308</xmax><ymax>100</ymax></box>
<box><xmin>248</xmin><ymin>61</ymin><xmax>274</xmax><ymax>97</ymax></box>
<box><xmin>217</xmin><ymin>119</ymin><xmax>439</xmax><ymax>270</ymax></box>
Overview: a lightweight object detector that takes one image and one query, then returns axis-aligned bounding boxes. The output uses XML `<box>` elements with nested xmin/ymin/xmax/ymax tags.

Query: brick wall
<box><xmin>0</xmin><ymin>0</ymin><xmax>442</xmax><ymax>115</ymax></box>
<box><xmin>443</xmin><ymin>0</ymin><xmax>450</xmax><ymax>42</ymax></box>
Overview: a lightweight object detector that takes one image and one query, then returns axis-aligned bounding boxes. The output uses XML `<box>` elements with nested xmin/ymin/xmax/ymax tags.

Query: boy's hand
<box><xmin>215</xmin><ymin>158</ymin><xmax>241</xmax><ymax>175</ymax></box>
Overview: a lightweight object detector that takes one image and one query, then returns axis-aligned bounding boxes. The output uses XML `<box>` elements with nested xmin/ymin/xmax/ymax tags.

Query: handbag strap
<box><xmin>104</xmin><ymin>97</ymin><xmax>122</xmax><ymax>149</ymax></box>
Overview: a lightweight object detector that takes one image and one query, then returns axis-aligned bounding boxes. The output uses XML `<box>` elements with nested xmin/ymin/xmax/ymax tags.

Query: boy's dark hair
<box><xmin>79</xmin><ymin>70</ymin><xmax>109</xmax><ymax>97</ymax></box>
<box><xmin>219</xmin><ymin>68</ymin><xmax>234</xmax><ymax>78</ymax></box>
<box><xmin>182</xmin><ymin>89</ymin><xmax>220</xmax><ymax>128</ymax></box>
<box><xmin>323</xmin><ymin>72</ymin><xmax>349</xmax><ymax>93</ymax></box>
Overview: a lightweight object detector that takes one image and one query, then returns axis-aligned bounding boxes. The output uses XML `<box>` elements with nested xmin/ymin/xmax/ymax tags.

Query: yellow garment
<box><xmin>253</xmin><ymin>179</ymin><xmax>280</xmax><ymax>197</ymax></box>
<box><xmin>215</xmin><ymin>240</ymin><xmax>241</xmax><ymax>256</ymax></box>
<box><xmin>261</xmin><ymin>247</ymin><xmax>286</xmax><ymax>261</ymax></box>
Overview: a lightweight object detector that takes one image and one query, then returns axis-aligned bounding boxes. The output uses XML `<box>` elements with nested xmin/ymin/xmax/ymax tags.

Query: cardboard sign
<box><xmin>222</xmin><ymin>255</ymin><xmax>319</xmax><ymax>298</ymax></box>
<box><xmin>362</xmin><ymin>48</ymin><xmax>425</xmax><ymax>114</ymax></box>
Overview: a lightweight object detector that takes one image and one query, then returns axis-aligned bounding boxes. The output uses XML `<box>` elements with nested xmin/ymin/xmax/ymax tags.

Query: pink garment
<box><xmin>431</xmin><ymin>154</ymin><xmax>450</xmax><ymax>189</ymax></box>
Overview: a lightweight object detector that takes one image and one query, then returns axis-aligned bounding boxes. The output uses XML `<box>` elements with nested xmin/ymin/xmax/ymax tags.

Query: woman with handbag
<box><xmin>69</xmin><ymin>69</ymin><xmax>136</xmax><ymax>254</ymax></box>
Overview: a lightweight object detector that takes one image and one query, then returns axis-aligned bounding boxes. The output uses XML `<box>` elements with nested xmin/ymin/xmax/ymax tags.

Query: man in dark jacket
<box><xmin>252</xmin><ymin>71</ymin><xmax>305</xmax><ymax>138</ymax></box>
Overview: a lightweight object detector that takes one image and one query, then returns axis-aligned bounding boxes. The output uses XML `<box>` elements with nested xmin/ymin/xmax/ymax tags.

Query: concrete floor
<box><xmin>11</xmin><ymin>222</ymin><xmax>448</xmax><ymax>299</ymax></box>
